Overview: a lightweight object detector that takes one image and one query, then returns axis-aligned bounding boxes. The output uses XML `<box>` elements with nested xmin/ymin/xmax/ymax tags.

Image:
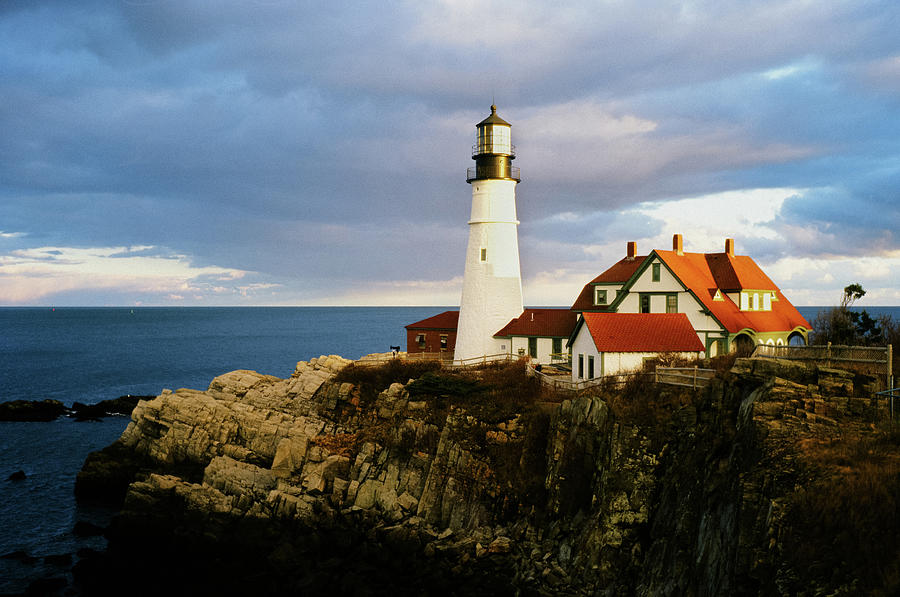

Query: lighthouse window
<box><xmin>480</xmin><ymin>248</ymin><xmax>487</xmax><ymax>262</ymax></box>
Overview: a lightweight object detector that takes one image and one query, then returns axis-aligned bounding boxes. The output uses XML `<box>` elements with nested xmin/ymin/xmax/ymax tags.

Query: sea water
<box><xmin>0</xmin><ymin>306</ymin><xmax>444</xmax><ymax>593</ymax></box>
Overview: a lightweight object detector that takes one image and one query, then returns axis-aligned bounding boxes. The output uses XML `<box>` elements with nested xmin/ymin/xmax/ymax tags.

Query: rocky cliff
<box><xmin>73</xmin><ymin>355</ymin><xmax>899</xmax><ymax>596</ymax></box>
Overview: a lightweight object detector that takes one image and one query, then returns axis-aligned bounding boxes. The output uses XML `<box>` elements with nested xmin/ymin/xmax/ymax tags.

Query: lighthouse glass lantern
<box><xmin>468</xmin><ymin>105</ymin><xmax>519</xmax><ymax>183</ymax></box>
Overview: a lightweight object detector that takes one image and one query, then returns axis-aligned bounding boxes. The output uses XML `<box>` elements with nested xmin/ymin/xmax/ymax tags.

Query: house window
<box><xmin>416</xmin><ymin>334</ymin><xmax>426</xmax><ymax>350</ymax></box>
<box><xmin>480</xmin><ymin>248</ymin><xmax>487</xmax><ymax>262</ymax></box>
<box><xmin>552</xmin><ymin>337</ymin><xmax>562</xmax><ymax>355</ymax></box>
<box><xmin>578</xmin><ymin>354</ymin><xmax>584</xmax><ymax>379</ymax></box>
<box><xmin>588</xmin><ymin>355</ymin><xmax>595</xmax><ymax>379</ymax></box>
<box><xmin>752</xmin><ymin>293</ymin><xmax>760</xmax><ymax>311</ymax></box>
<box><xmin>641</xmin><ymin>294</ymin><xmax>651</xmax><ymax>313</ymax></box>
<box><xmin>740</xmin><ymin>292</ymin><xmax>749</xmax><ymax>311</ymax></box>
<box><xmin>652</xmin><ymin>263</ymin><xmax>661</xmax><ymax>282</ymax></box>
<box><xmin>594</xmin><ymin>288</ymin><xmax>607</xmax><ymax>305</ymax></box>
<box><xmin>440</xmin><ymin>335</ymin><xmax>448</xmax><ymax>350</ymax></box>
<box><xmin>763</xmin><ymin>292</ymin><xmax>772</xmax><ymax>311</ymax></box>
<box><xmin>528</xmin><ymin>337</ymin><xmax>538</xmax><ymax>358</ymax></box>
<box><xmin>666</xmin><ymin>294</ymin><xmax>678</xmax><ymax>313</ymax></box>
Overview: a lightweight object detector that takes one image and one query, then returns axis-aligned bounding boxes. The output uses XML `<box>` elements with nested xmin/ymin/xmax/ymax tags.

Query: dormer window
<box><xmin>740</xmin><ymin>290</ymin><xmax>774</xmax><ymax>311</ymax></box>
<box><xmin>594</xmin><ymin>288</ymin><xmax>608</xmax><ymax>306</ymax></box>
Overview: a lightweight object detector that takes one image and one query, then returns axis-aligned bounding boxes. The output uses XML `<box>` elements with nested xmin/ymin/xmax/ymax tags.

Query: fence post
<box><xmin>888</xmin><ymin>344</ymin><xmax>893</xmax><ymax>391</ymax></box>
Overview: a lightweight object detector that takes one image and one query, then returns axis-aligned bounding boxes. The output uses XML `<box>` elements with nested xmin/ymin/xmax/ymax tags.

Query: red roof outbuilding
<box><xmin>580</xmin><ymin>312</ymin><xmax>705</xmax><ymax>353</ymax></box>
<box><xmin>494</xmin><ymin>308</ymin><xmax>578</xmax><ymax>338</ymax></box>
<box><xmin>405</xmin><ymin>311</ymin><xmax>460</xmax><ymax>330</ymax></box>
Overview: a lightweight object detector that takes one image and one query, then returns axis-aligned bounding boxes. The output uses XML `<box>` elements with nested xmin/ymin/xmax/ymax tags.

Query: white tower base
<box><xmin>454</xmin><ymin>178</ymin><xmax>523</xmax><ymax>362</ymax></box>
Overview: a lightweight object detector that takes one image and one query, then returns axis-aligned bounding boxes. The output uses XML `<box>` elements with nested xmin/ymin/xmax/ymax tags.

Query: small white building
<box><xmin>569</xmin><ymin>312</ymin><xmax>705</xmax><ymax>381</ymax></box>
<box><xmin>493</xmin><ymin>308</ymin><xmax>578</xmax><ymax>365</ymax></box>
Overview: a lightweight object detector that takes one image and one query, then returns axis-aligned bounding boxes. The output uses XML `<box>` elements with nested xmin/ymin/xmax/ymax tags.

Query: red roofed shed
<box><xmin>405</xmin><ymin>311</ymin><xmax>459</xmax><ymax>355</ymax></box>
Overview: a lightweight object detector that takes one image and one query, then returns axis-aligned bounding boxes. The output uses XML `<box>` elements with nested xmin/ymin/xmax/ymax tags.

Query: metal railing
<box><xmin>655</xmin><ymin>366</ymin><xmax>715</xmax><ymax>389</ymax></box>
<box><xmin>472</xmin><ymin>143</ymin><xmax>516</xmax><ymax>158</ymax></box>
<box><xmin>466</xmin><ymin>165</ymin><xmax>521</xmax><ymax>182</ymax></box>
<box><xmin>876</xmin><ymin>386</ymin><xmax>900</xmax><ymax>422</ymax></box>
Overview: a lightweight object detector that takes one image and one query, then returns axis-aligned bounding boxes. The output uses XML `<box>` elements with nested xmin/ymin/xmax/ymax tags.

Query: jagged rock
<box><xmin>0</xmin><ymin>399</ymin><xmax>67</xmax><ymax>421</ymax></box>
<box><xmin>72</xmin><ymin>355</ymin><xmax>898</xmax><ymax>596</ymax></box>
<box><xmin>73</xmin><ymin>521</ymin><xmax>105</xmax><ymax>537</ymax></box>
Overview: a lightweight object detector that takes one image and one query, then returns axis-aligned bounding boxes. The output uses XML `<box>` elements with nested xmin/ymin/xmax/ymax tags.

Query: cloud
<box><xmin>0</xmin><ymin>244</ymin><xmax>254</xmax><ymax>304</ymax></box>
<box><xmin>2</xmin><ymin>0</ymin><xmax>900</xmax><ymax>306</ymax></box>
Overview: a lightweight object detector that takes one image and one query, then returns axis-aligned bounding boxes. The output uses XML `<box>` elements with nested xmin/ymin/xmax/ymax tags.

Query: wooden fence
<box><xmin>355</xmin><ymin>353</ymin><xmax>711</xmax><ymax>393</ymax></box>
<box><xmin>752</xmin><ymin>343</ymin><xmax>892</xmax><ymax>384</ymax></box>
<box><xmin>654</xmin><ymin>366</ymin><xmax>716</xmax><ymax>389</ymax></box>
<box><xmin>354</xmin><ymin>352</ymin><xmax>515</xmax><ymax>368</ymax></box>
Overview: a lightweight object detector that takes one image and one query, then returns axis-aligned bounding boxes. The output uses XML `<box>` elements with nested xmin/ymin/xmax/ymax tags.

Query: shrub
<box><xmin>781</xmin><ymin>429</ymin><xmax>900</xmax><ymax>595</ymax></box>
<box><xmin>333</xmin><ymin>359</ymin><xmax>441</xmax><ymax>406</ymax></box>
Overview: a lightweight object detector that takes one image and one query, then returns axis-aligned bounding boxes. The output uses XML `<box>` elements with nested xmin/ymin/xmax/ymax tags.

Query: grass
<box><xmin>333</xmin><ymin>359</ymin><xmax>442</xmax><ymax>407</ymax></box>
<box><xmin>780</xmin><ymin>425</ymin><xmax>900</xmax><ymax>595</ymax></box>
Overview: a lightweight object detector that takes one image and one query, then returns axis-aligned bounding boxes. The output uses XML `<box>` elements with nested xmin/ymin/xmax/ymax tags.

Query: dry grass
<box><xmin>782</xmin><ymin>426</ymin><xmax>900</xmax><ymax>595</ymax></box>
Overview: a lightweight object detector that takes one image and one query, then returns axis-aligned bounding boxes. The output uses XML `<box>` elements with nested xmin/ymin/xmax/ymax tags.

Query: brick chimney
<box><xmin>725</xmin><ymin>238</ymin><xmax>735</xmax><ymax>257</ymax></box>
<box><xmin>626</xmin><ymin>241</ymin><xmax>637</xmax><ymax>260</ymax></box>
<box><xmin>673</xmin><ymin>233</ymin><xmax>684</xmax><ymax>256</ymax></box>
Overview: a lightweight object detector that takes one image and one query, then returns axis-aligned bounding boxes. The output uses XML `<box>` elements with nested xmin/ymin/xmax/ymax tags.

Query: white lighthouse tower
<box><xmin>454</xmin><ymin>105</ymin><xmax>524</xmax><ymax>361</ymax></box>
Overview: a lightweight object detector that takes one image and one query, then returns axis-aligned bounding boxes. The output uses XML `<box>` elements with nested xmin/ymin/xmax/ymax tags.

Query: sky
<box><xmin>2</xmin><ymin>0</ymin><xmax>899</xmax><ymax>307</ymax></box>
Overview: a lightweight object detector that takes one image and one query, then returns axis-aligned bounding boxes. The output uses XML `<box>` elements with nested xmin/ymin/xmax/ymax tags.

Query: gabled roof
<box><xmin>570</xmin><ymin>255</ymin><xmax>648</xmax><ymax>311</ymax></box>
<box><xmin>652</xmin><ymin>250</ymin><xmax>811</xmax><ymax>334</ymax></box>
<box><xmin>494</xmin><ymin>308</ymin><xmax>578</xmax><ymax>338</ymax></box>
<box><xmin>580</xmin><ymin>313</ymin><xmax>705</xmax><ymax>353</ymax></box>
<box><xmin>405</xmin><ymin>310</ymin><xmax>459</xmax><ymax>330</ymax></box>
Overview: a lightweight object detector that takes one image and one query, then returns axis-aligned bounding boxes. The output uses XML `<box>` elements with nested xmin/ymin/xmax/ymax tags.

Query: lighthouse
<box><xmin>454</xmin><ymin>105</ymin><xmax>524</xmax><ymax>361</ymax></box>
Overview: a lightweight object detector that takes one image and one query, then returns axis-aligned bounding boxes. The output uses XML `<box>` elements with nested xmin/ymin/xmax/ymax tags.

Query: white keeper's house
<box><xmin>404</xmin><ymin>106</ymin><xmax>812</xmax><ymax>377</ymax></box>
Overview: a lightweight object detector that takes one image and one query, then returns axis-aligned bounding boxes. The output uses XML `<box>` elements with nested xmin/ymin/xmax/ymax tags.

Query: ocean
<box><xmin>0</xmin><ymin>306</ymin><xmax>444</xmax><ymax>593</ymax></box>
<box><xmin>1</xmin><ymin>305</ymin><xmax>897</xmax><ymax>592</ymax></box>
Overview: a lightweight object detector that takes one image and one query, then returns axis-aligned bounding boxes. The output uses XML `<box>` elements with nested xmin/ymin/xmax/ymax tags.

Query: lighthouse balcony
<box><xmin>467</xmin><ymin>165</ymin><xmax>521</xmax><ymax>182</ymax></box>
<box><xmin>472</xmin><ymin>143</ymin><xmax>516</xmax><ymax>158</ymax></box>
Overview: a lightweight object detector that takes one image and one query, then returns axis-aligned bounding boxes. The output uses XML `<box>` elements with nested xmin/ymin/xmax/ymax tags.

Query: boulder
<box><xmin>0</xmin><ymin>399</ymin><xmax>67</xmax><ymax>421</ymax></box>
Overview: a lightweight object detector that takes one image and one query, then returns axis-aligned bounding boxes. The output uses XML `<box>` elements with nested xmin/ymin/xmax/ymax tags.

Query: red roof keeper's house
<box><xmin>570</xmin><ymin>235</ymin><xmax>812</xmax><ymax>358</ymax></box>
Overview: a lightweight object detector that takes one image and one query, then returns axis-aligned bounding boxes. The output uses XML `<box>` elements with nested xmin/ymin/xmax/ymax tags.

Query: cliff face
<box><xmin>75</xmin><ymin>355</ymin><xmax>897</xmax><ymax>596</ymax></box>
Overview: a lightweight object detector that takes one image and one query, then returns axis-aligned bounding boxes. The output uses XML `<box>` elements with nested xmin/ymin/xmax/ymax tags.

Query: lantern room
<box><xmin>467</xmin><ymin>105</ymin><xmax>520</xmax><ymax>182</ymax></box>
